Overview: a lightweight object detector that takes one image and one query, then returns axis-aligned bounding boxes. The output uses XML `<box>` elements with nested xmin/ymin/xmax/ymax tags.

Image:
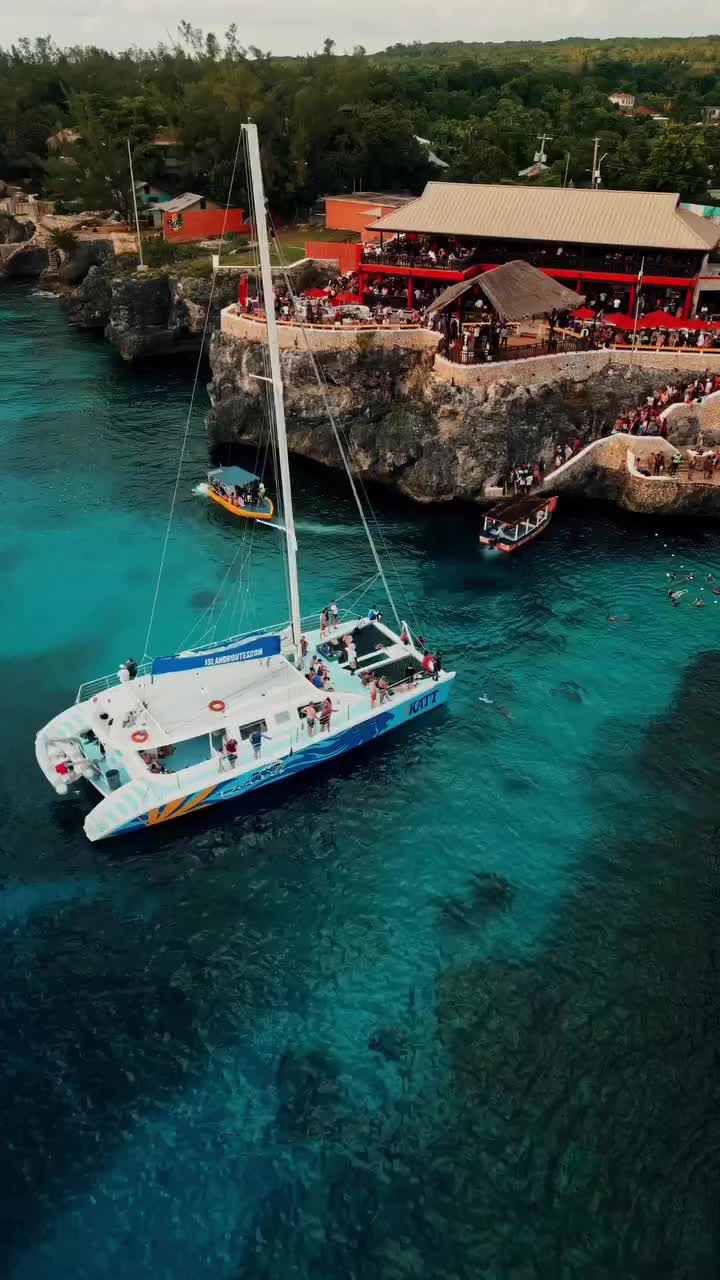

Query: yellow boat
<box><xmin>207</xmin><ymin>466</ymin><xmax>275</xmax><ymax>521</ymax></box>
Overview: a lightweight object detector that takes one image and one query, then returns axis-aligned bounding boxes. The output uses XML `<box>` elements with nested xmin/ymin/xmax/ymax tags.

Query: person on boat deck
<box><xmin>422</xmin><ymin>650</ymin><xmax>434</xmax><ymax>674</ymax></box>
<box><xmin>432</xmin><ymin>652</ymin><xmax>443</xmax><ymax>681</ymax></box>
<box><xmin>250</xmin><ymin>726</ymin><xmax>271</xmax><ymax>759</ymax></box>
<box><xmin>367</xmin><ymin>606</ymin><xmax>381</xmax><ymax>622</ymax></box>
<box><xmin>319</xmin><ymin>698</ymin><xmax>333</xmax><ymax>732</ymax></box>
<box><xmin>118</xmin><ymin>662</ymin><xmax>130</xmax><ymax>685</ymax></box>
<box><xmin>400</xmin><ymin>627</ymin><xmax>410</xmax><ymax>645</ymax></box>
<box><xmin>126</xmin><ymin>657</ymin><xmax>138</xmax><ymax>680</ymax></box>
<box><xmin>304</xmin><ymin>702</ymin><xmax>317</xmax><ymax>736</ymax></box>
<box><xmin>300</xmin><ymin>634</ymin><xmax>309</xmax><ymax>663</ymax></box>
<box><xmin>330</xmin><ymin>599</ymin><xmax>339</xmax><ymax>629</ymax></box>
<box><xmin>258</xmin><ymin>481</ymin><xmax>266</xmax><ymax>502</ymax></box>
<box><xmin>311</xmin><ymin>669</ymin><xmax>324</xmax><ymax>690</ymax></box>
<box><xmin>320</xmin><ymin>608</ymin><xmax>330</xmax><ymax>639</ymax></box>
<box><xmin>223</xmin><ymin>737</ymin><xmax>238</xmax><ymax>769</ymax></box>
<box><xmin>378</xmin><ymin>675</ymin><xmax>390</xmax><ymax>704</ymax></box>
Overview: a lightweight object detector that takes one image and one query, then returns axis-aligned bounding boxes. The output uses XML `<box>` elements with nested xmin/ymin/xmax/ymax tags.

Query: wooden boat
<box><xmin>207</xmin><ymin>465</ymin><xmax>274</xmax><ymax>521</ymax></box>
<box><xmin>479</xmin><ymin>493</ymin><xmax>558</xmax><ymax>553</ymax></box>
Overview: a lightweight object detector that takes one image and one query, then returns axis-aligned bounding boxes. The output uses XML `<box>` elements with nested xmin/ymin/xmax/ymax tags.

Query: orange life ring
<box><xmin>208</xmin><ymin>699</ymin><xmax>226</xmax><ymax>713</ymax></box>
<box><xmin>131</xmin><ymin>730</ymin><xmax>149</xmax><ymax>744</ymax></box>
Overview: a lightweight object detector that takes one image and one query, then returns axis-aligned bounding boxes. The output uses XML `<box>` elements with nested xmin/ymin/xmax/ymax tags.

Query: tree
<box><xmin>44</xmin><ymin>93</ymin><xmax>160</xmax><ymax>218</ymax></box>
<box><xmin>642</xmin><ymin>124</ymin><xmax>711</xmax><ymax>199</ymax></box>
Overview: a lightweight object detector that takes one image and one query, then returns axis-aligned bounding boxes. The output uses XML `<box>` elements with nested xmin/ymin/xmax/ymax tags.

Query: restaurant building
<box><xmin>360</xmin><ymin>183</ymin><xmax>720</xmax><ymax>319</ymax></box>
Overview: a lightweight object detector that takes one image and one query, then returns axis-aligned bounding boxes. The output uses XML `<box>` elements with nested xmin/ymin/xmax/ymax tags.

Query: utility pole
<box><xmin>534</xmin><ymin>132</ymin><xmax>553</xmax><ymax>164</ymax></box>
<box><xmin>591</xmin><ymin>137</ymin><xmax>600</xmax><ymax>187</ymax></box>
<box><xmin>591</xmin><ymin>138</ymin><xmax>608</xmax><ymax>189</ymax></box>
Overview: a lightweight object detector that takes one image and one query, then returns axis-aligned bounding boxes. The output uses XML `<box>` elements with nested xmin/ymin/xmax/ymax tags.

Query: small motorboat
<box><xmin>206</xmin><ymin>466</ymin><xmax>274</xmax><ymax>521</ymax></box>
<box><xmin>479</xmin><ymin>493</ymin><xmax>558</xmax><ymax>553</ymax></box>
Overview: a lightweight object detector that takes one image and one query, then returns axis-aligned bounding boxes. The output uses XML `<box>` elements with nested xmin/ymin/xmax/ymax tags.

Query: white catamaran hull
<box><xmin>87</xmin><ymin>678</ymin><xmax>451</xmax><ymax>841</ymax></box>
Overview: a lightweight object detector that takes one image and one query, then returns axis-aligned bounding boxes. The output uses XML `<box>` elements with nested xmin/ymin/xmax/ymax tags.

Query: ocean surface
<box><xmin>2</xmin><ymin>282</ymin><xmax>719</xmax><ymax>1279</ymax></box>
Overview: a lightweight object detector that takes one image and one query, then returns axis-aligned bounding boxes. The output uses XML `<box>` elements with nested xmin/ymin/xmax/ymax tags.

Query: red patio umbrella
<box><xmin>571</xmin><ymin>307</ymin><xmax>596</xmax><ymax>320</ymax></box>
<box><xmin>305</xmin><ymin>287</ymin><xmax>327</xmax><ymax>298</ymax></box>
<box><xmin>603</xmin><ymin>313</ymin><xmax>635</xmax><ymax>330</ymax></box>
<box><xmin>333</xmin><ymin>291</ymin><xmax>362</xmax><ymax>305</ymax></box>
<box><xmin>638</xmin><ymin>309</ymin><xmax>682</xmax><ymax>328</ymax></box>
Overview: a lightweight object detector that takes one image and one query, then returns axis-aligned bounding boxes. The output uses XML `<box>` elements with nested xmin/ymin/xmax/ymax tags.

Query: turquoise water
<box><xmin>2</xmin><ymin>283</ymin><xmax>720</xmax><ymax>1278</ymax></box>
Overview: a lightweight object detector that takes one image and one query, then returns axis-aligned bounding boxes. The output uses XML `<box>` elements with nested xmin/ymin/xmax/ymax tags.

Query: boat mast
<box><xmin>126</xmin><ymin>138</ymin><xmax>145</xmax><ymax>271</ymax></box>
<box><xmin>243</xmin><ymin>122</ymin><xmax>302</xmax><ymax>652</ymax></box>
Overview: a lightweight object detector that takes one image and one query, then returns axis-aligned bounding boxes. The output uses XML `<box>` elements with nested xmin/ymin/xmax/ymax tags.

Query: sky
<box><xmin>0</xmin><ymin>0</ymin><xmax>718</xmax><ymax>54</ymax></box>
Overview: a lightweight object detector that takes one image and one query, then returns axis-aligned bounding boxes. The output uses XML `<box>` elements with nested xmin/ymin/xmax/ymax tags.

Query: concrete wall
<box><xmin>662</xmin><ymin>389</ymin><xmax>720</xmax><ymax>433</ymax></box>
<box><xmin>433</xmin><ymin>347</ymin><xmax>720</xmax><ymax>388</ymax></box>
<box><xmin>221</xmin><ymin>306</ymin><xmax>441</xmax><ymax>353</ymax></box>
<box><xmin>433</xmin><ymin>349</ymin><xmax>609</xmax><ymax>388</ymax></box>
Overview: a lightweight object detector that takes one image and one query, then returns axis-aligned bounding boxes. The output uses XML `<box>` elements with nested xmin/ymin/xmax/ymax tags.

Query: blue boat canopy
<box><xmin>209</xmin><ymin>466</ymin><xmax>261</xmax><ymax>488</ymax></box>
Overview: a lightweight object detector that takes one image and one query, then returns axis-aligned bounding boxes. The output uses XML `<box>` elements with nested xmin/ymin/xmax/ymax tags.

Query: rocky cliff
<box><xmin>61</xmin><ymin>257</ymin><xmax>337</xmax><ymax>356</ymax></box>
<box><xmin>207</xmin><ymin>331</ymin><xmax>661</xmax><ymax>503</ymax></box>
<box><xmin>102</xmin><ymin>271</ymin><xmax>243</xmax><ymax>360</ymax></box>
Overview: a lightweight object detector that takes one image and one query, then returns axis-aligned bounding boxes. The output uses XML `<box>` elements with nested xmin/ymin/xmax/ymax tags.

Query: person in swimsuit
<box><xmin>304</xmin><ymin>703</ymin><xmax>317</xmax><ymax>736</ymax></box>
<box><xmin>319</xmin><ymin>697</ymin><xmax>333</xmax><ymax>732</ymax></box>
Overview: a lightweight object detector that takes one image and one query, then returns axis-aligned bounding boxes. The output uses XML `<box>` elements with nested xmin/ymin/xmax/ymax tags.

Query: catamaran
<box><xmin>35</xmin><ymin>123</ymin><xmax>455</xmax><ymax>842</ymax></box>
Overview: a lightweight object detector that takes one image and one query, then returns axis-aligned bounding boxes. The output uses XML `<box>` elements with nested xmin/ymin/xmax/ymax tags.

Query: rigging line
<box><xmin>141</xmin><ymin>128</ymin><xmax>245</xmax><ymax>662</ymax></box>
<box><xmin>270</xmin><ymin>228</ymin><xmax>401</xmax><ymax>631</ymax></box>
<box><xmin>269</xmin><ymin>219</ymin><xmax>422</xmax><ymax>633</ymax></box>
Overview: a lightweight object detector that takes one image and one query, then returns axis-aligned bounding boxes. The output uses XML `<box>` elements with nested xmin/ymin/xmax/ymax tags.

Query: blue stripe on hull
<box><xmin>111</xmin><ymin>682</ymin><xmax>451</xmax><ymax>838</ymax></box>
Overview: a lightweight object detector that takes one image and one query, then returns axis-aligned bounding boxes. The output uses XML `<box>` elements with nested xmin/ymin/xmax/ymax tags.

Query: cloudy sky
<box><xmin>0</xmin><ymin>0</ymin><xmax>717</xmax><ymax>53</ymax></box>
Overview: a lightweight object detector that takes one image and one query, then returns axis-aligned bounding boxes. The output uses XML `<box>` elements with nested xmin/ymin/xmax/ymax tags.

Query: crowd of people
<box><xmin>611</xmin><ymin>372</ymin><xmax>720</xmax><ymax>435</ymax></box>
<box><xmin>362</xmin><ymin>234</ymin><xmax>477</xmax><ymax>271</ymax></box>
<box><xmin>210</xmin><ymin>476</ymin><xmax>266</xmax><ymax>508</ymax></box>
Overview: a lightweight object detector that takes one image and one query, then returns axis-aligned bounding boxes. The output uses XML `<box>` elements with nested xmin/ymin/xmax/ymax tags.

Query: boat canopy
<box><xmin>209</xmin><ymin>465</ymin><xmax>262</xmax><ymax>488</ymax></box>
<box><xmin>484</xmin><ymin>493</ymin><xmax>556</xmax><ymax>527</ymax></box>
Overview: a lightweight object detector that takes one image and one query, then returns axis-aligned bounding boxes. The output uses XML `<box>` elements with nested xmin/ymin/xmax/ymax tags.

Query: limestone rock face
<box><xmin>104</xmin><ymin>271</ymin><xmax>242</xmax><ymax>361</ymax></box>
<box><xmin>207</xmin><ymin>330</ymin><xmax>663</xmax><ymax>504</ymax></box>
<box><xmin>62</xmin><ymin>264</ymin><xmax>113</xmax><ymax>330</ymax></box>
<box><xmin>0</xmin><ymin>213</ymin><xmax>34</xmax><ymax>244</ymax></box>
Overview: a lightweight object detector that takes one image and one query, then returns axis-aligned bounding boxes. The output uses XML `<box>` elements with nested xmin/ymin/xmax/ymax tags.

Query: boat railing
<box><xmin>75</xmin><ymin>662</ymin><xmax>153</xmax><ymax>704</ymax></box>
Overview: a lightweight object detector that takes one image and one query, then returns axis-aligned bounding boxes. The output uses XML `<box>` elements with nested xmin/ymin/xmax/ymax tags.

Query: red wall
<box><xmin>325</xmin><ymin>197</ymin><xmax>401</xmax><ymax>242</ymax></box>
<box><xmin>163</xmin><ymin>208</ymin><xmax>249</xmax><ymax>242</ymax></box>
<box><xmin>305</xmin><ymin>241</ymin><xmax>362</xmax><ymax>274</ymax></box>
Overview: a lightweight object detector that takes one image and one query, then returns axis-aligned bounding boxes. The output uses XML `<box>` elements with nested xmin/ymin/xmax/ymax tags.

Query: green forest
<box><xmin>2</xmin><ymin>29</ymin><xmax>720</xmax><ymax>217</ymax></box>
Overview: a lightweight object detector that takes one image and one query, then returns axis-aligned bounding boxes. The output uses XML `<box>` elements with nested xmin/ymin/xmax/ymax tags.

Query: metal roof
<box><xmin>157</xmin><ymin>192</ymin><xmax>205</xmax><ymax>213</ymax></box>
<box><xmin>325</xmin><ymin>192</ymin><xmax>413</xmax><ymax>207</ymax></box>
<box><xmin>427</xmin><ymin>261</ymin><xmax>584</xmax><ymax>322</ymax></box>
<box><xmin>369</xmin><ymin>183</ymin><xmax>720</xmax><ymax>253</ymax></box>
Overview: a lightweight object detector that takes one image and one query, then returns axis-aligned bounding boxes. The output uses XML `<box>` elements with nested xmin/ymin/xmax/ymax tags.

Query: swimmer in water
<box><xmin>668</xmin><ymin>589</ymin><xmax>686</xmax><ymax>601</ymax></box>
<box><xmin>496</xmin><ymin>706</ymin><xmax>511</xmax><ymax>720</ymax></box>
<box><xmin>607</xmin><ymin>615</ymin><xmax>629</xmax><ymax>621</ymax></box>
<box><xmin>694</xmin><ymin>598</ymin><xmax>705</xmax><ymax>608</ymax></box>
<box><xmin>708</xmin><ymin>573</ymin><xmax>714</xmax><ymax>582</ymax></box>
<box><xmin>478</xmin><ymin>694</ymin><xmax>494</xmax><ymax>704</ymax></box>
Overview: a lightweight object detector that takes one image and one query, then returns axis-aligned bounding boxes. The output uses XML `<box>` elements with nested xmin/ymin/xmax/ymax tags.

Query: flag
<box><xmin>637</xmin><ymin>257</ymin><xmax>645</xmax><ymax>292</ymax></box>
